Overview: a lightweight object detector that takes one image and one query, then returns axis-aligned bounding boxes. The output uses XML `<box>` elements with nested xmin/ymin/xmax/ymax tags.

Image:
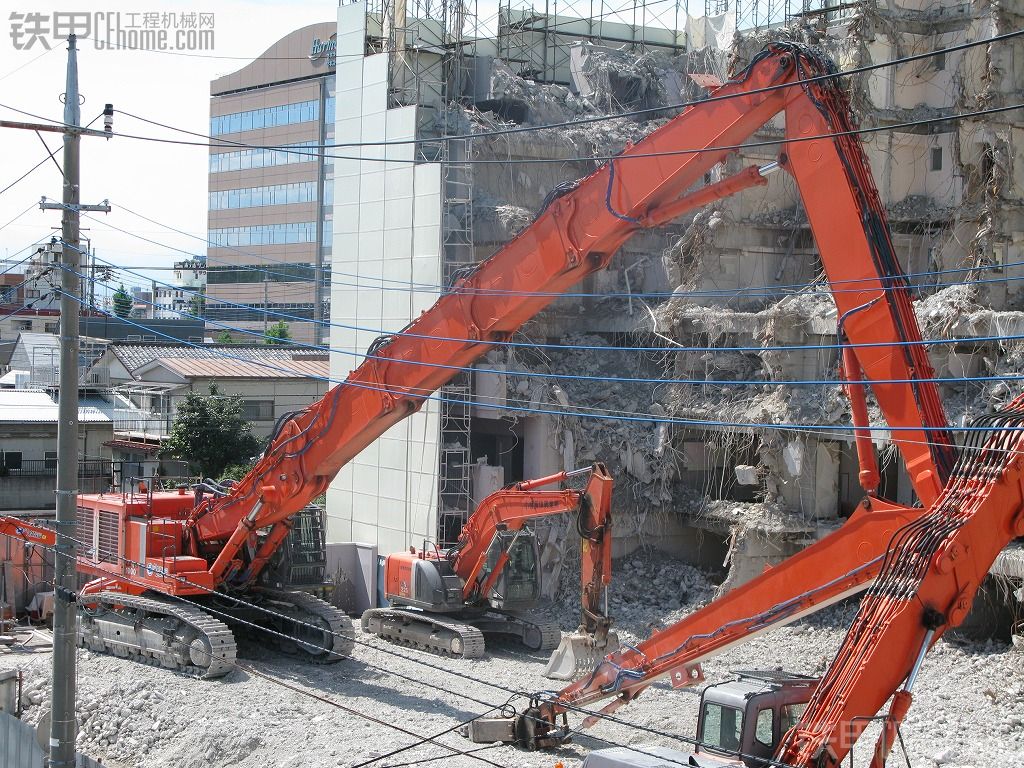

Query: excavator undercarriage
<box><xmin>75</xmin><ymin>587</ymin><xmax>353</xmax><ymax>678</ymax></box>
<box><xmin>361</xmin><ymin>607</ymin><xmax>561</xmax><ymax>658</ymax></box>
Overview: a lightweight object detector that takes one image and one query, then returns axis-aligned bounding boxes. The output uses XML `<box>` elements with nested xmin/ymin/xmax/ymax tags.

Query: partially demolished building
<box><xmin>326</xmin><ymin>0</ymin><xmax>1024</xmax><ymax>619</ymax></box>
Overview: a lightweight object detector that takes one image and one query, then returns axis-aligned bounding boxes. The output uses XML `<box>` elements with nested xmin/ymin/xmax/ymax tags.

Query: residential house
<box><xmin>0</xmin><ymin>389</ymin><xmax>114</xmax><ymax>510</ymax></box>
<box><xmin>89</xmin><ymin>342</ymin><xmax>330</xmax><ymax>441</ymax></box>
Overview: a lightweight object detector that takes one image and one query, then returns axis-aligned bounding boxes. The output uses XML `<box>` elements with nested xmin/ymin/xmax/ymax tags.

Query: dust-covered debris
<box><xmin>5</xmin><ymin>554</ymin><xmax>1022</xmax><ymax>767</ymax></box>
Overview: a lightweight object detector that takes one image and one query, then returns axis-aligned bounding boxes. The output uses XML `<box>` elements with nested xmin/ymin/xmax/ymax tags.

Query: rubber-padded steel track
<box><xmin>78</xmin><ymin>592</ymin><xmax>237</xmax><ymax>678</ymax></box>
<box><xmin>250</xmin><ymin>588</ymin><xmax>355</xmax><ymax>662</ymax></box>
<box><xmin>362</xmin><ymin>608</ymin><xmax>486</xmax><ymax>658</ymax></box>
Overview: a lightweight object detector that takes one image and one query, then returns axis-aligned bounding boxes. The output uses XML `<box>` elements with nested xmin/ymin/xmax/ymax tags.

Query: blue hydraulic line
<box><xmin>66</xmin><ymin>261</ymin><xmax>1024</xmax><ymax>388</ymax></box>
<box><xmin>604</xmin><ymin>158</ymin><xmax>642</xmax><ymax>224</ymax></box>
<box><xmin>51</xmin><ymin>281</ymin><xmax>1024</xmax><ymax>435</ymax></box>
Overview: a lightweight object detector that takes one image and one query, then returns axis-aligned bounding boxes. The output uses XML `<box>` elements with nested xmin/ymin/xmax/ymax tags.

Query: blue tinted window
<box><xmin>210</xmin><ymin>100</ymin><xmax>319</xmax><ymax>136</ymax></box>
<box><xmin>208</xmin><ymin>222</ymin><xmax>318</xmax><ymax>248</ymax></box>
<box><xmin>208</xmin><ymin>142</ymin><xmax>318</xmax><ymax>174</ymax></box>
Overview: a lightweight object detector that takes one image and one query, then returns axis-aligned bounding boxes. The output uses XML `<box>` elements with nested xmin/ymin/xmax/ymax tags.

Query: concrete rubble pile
<box><xmin>2</xmin><ymin>555</ymin><xmax>1022</xmax><ymax>768</ymax></box>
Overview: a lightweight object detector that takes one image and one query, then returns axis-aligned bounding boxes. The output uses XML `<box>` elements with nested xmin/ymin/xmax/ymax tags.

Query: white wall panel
<box><xmin>328</xmin><ymin>6</ymin><xmax>442</xmax><ymax>550</ymax></box>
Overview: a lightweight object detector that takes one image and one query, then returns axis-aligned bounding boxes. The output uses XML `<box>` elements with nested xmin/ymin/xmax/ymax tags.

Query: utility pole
<box><xmin>32</xmin><ymin>35</ymin><xmax>112</xmax><ymax>768</ymax></box>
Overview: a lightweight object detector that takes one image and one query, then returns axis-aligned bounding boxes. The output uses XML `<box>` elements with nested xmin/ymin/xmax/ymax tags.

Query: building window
<box><xmin>0</xmin><ymin>451</ymin><xmax>22</xmax><ymax>471</ymax></box>
<box><xmin>205</xmin><ymin>303</ymin><xmax>314</xmax><ymax>321</ymax></box>
<box><xmin>208</xmin><ymin>181</ymin><xmax>318</xmax><ymax>211</ymax></box>
<box><xmin>933</xmin><ymin>50</ymin><xmax>945</xmax><ymax>71</ymax></box>
<box><xmin>210</xmin><ymin>100</ymin><xmax>319</xmax><ymax>136</ymax></box>
<box><xmin>44</xmin><ymin>450</ymin><xmax>57</xmax><ymax>471</ymax></box>
<box><xmin>208</xmin><ymin>141</ymin><xmax>319</xmax><ymax>174</ymax></box>
<box><xmin>930</xmin><ymin>147</ymin><xmax>943</xmax><ymax>171</ymax></box>
<box><xmin>207</xmin><ymin>263</ymin><xmax>316</xmax><ymax>284</ymax></box>
<box><xmin>241</xmin><ymin>400</ymin><xmax>275</xmax><ymax>421</ymax></box>
<box><xmin>44</xmin><ymin>322</ymin><xmax>58</xmax><ymax>333</ymax></box>
<box><xmin>208</xmin><ymin>222</ymin><xmax>318</xmax><ymax>248</ymax></box>
<box><xmin>15</xmin><ymin>319</ymin><xmax>32</xmax><ymax>330</ymax></box>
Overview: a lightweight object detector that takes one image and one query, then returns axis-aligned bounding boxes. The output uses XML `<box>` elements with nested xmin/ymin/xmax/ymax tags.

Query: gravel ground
<box><xmin>1</xmin><ymin>552</ymin><xmax>1021</xmax><ymax>768</ymax></box>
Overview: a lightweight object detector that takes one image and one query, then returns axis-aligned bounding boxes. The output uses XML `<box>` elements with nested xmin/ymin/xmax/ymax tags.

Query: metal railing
<box><xmin>0</xmin><ymin>459</ymin><xmax>110</xmax><ymax>477</ymax></box>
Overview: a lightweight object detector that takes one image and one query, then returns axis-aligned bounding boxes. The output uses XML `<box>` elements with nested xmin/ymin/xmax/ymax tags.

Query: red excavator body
<box><xmin>365</xmin><ymin>463</ymin><xmax>615</xmax><ymax>669</ymax></box>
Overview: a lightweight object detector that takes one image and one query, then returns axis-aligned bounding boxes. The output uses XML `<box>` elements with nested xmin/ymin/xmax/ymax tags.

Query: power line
<box><xmin>98</xmin><ymin>100</ymin><xmax>1024</xmax><ymax>167</ymax></box>
<box><xmin>3</xmin><ymin>32</ymin><xmax>1022</xmax><ymax>166</ymax></box>
<box><xmin>0</xmin><ymin>520</ymin><xmax>817</xmax><ymax>768</ymax></box>
<box><xmin>70</xmin><ymin>260</ymin><xmax>1024</xmax><ymax>391</ymax></box>
<box><xmin>0</xmin><ymin>202</ymin><xmax>41</xmax><ymax>234</ymax></box>
<box><xmin>0</xmin><ymin>41</ymin><xmax>63</xmax><ymax>82</ymax></box>
<box><xmin>73</xmin><ymin>243</ymin><xmax>1024</xmax><ymax>360</ymax></box>
<box><xmin>114</xmin><ymin>28</ymin><xmax>1024</xmax><ymax>152</ymax></box>
<box><xmin>48</xmin><ymin>280</ymin><xmax>1024</xmax><ymax>436</ymax></box>
<box><xmin>0</xmin><ymin>111</ymin><xmax>103</xmax><ymax>196</ymax></box>
<box><xmin>112</xmin><ymin>201</ymin><xmax>1024</xmax><ymax>302</ymax></box>
<box><xmin>0</xmin><ymin>536</ymin><xmax>515</xmax><ymax>768</ymax></box>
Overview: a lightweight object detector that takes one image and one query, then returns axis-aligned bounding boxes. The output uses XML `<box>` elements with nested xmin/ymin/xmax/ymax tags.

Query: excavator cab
<box><xmin>579</xmin><ymin>671</ymin><xmax>816</xmax><ymax>768</ymax></box>
<box><xmin>478</xmin><ymin>528</ymin><xmax>542</xmax><ymax>610</ymax></box>
<box><xmin>693</xmin><ymin>671</ymin><xmax>815</xmax><ymax>767</ymax></box>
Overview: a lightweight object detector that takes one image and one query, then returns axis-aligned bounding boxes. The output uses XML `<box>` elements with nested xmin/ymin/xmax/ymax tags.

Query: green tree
<box><xmin>163</xmin><ymin>384</ymin><xmax>261</xmax><ymax>479</ymax></box>
<box><xmin>112</xmin><ymin>284</ymin><xmax>133</xmax><ymax>319</ymax></box>
<box><xmin>265</xmin><ymin>320</ymin><xmax>291</xmax><ymax>345</ymax></box>
<box><xmin>188</xmin><ymin>288</ymin><xmax>206</xmax><ymax>318</ymax></box>
<box><xmin>220</xmin><ymin>459</ymin><xmax>257</xmax><ymax>482</ymax></box>
<box><xmin>216</xmin><ymin>330</ymin><xmax>235</xmax><ymax>344</ymax></box>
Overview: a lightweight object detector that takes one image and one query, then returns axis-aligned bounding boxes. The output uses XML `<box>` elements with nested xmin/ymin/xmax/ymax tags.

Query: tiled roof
<box><xmin>149</xmin><ymin>356</ymin><xmax>329</xmax><ymax>380</ymax></box>
<box><xmin>107</xmin><ymin>342</ymin><xmax>319</xmax><ymax>377</ymax></box>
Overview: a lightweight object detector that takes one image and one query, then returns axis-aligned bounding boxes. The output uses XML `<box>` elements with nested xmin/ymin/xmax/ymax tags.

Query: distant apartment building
<box><xmin>207</xmin><ymin>22</ymin><xmax>336</xmax><ymax>345</ymax></box>
<box><xmin>154</xmin><ymin>259</ymin><xmax>207</xmax><ymax>320</ymax></box>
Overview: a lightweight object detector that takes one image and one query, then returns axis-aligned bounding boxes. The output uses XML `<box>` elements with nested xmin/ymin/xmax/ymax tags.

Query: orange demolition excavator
<box><xmin>0</xmin><ymin>51</ymin><xmax>1011</xmax><ymax>768</ymax></box>
<box><xmin>456</xmin><ymin>40</ymin><xmax>1024</xmax><ymax>768</ymax></box>
<box><xmin>364</xmin><ymin>462</ymin><xmax>617</xmax><ymax>672</ymax></box>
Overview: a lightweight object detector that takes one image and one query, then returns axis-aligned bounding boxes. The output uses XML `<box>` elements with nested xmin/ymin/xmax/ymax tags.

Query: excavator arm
<box><xmin>186</xmin><ymin>41</ymin><xmax>954</xmax><ymax>590</ymax></box>
<box><xmin>515</xmin><ymin>497</ymin><xmax>916</xmax><ymax>744</ymax></box>
<box><xmin>0</xmin><ymin>516</ymin><xmax>56</xmax><ymax>548</ymax></box>
<box><xmin>464</xmin><ymin>42</ymin><xmax>979</xmax><ymax>754</ymax></box>
<box><xmin>776</xmin><ymin>398</ymin><xmax>1024</xmax><ymax>768</ymax></box>
<box><xmin>452</xmin><ymin>463</ymin><xmax>613</xmax><ymax>629</ymax></box>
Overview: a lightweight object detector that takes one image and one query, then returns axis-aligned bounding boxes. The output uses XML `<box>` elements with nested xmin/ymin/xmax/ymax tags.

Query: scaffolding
<box><xmin>497</xmin><ymin>0</ymin><xmax>690</xmax><ymax>84</ymax></box>
<box><xmin>729</xmin><ymin>0</ymin><xmax>862</xmax><ymax>32</ymax></box>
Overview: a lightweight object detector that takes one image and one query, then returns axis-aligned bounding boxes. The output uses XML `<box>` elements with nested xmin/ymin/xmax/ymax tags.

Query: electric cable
<box><xmin>0</xmin><ymin>202</ymin><xmax>41</xmax><ymax>235</ymax></box>
<box><xmin>0</xmin><ymin>41</ymin><xmax>63</xmax><ymax>82</ymax></box>
<box><xmin>0</xmin><ymin>524</ymin><xmax>754</xmax><ymax>768</ymax></box>
<box><xmin>0</xmin><ymin>524</ymin><xmax>807</xmax><ymax>768</ymax></box>
<box><xmin>65</xmin><ymin>257</ymin><xmax>1024</xmax><ymax>390</ymax></box>
<box><xmin>0</xmin><ymin>238</ymin><xmax>50</xmax><ymax>275</ymax></box>
<box><xmin>109</xmin><ymin>200</ymin><xmax>1024</xmax><ymax>302</ymax></box>
<box><xmin>0</xmin><ymin>111</ymin><xmax>103</xmax><ymax>197</ymax></box>
<box><xmin>95</xmin><ymin>100</ymin><xmax>1024</xmax><ymax>167</ymax></box>
<box><xmin>49</xmin><ymin>280</ymin><xmax>1024</xmax><ymax>441</ymax></box>
<box><xmin>2</xmin><ymin>34</ymin><xmax>1022</xmax><ymax>168</ymax></box>
<box><xmin>111</xmin><ymin>28</ymin><xmax>1024</xmax><ymax>152</ymax></box>
<box><xmin>64</xmin><ymin>231</ymin><xmax>1024</xmax><ymax>359</ymax></box>
<box><xmin>2</xmin><ymin>554</ymin><xmax>514</xmax><ymax>768</ymax></box>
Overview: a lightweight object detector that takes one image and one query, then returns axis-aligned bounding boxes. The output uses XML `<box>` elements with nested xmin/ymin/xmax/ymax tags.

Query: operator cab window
<box><xmin>781</xmin><ymin>702</ymin><xmax>808</xmax><ymax>735</ymax></box>
<box><xmin>754</xmin><ymin>707</ymin><xmax>774</xmax><ymax>747</ymax></box>
<box><xmin>700</xmin><ymin>702</ymin><xmax>744</xmax><ymax>754</ymax></box>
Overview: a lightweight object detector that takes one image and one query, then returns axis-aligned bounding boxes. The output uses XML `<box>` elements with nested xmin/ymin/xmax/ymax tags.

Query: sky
<box><xmin>0</xmin><ymin>1</ymin><xmax>336</xmax><ymax>300</ymax></box>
